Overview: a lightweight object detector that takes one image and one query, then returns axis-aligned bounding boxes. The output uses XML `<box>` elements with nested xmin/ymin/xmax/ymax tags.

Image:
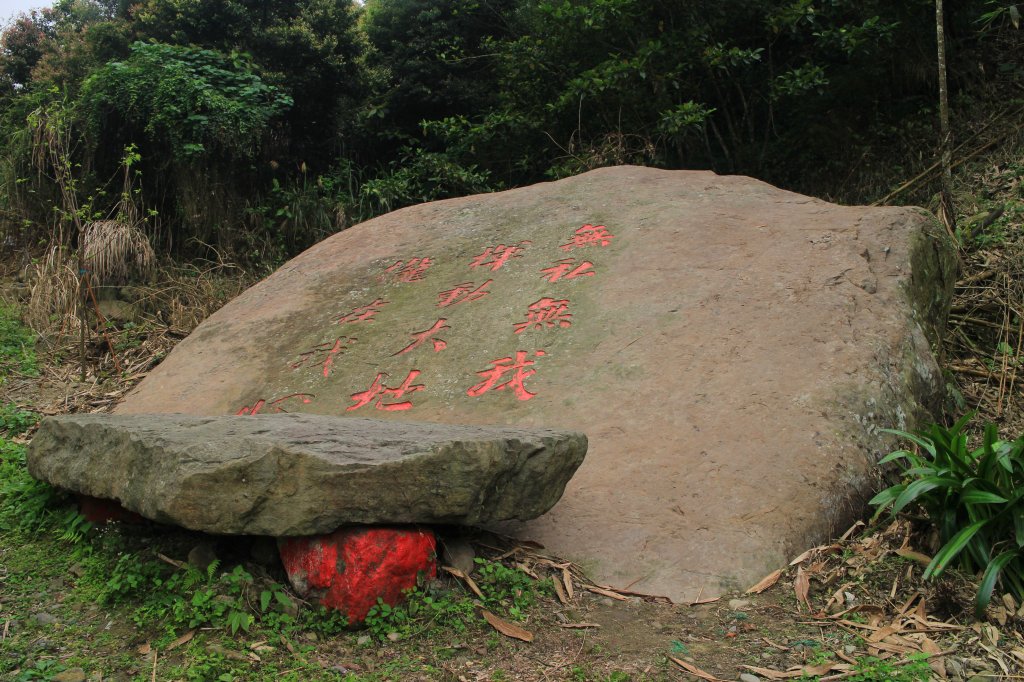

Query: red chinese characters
<box><xmin>237</xmin><ymin>393</ymin><xmax>314</xmax><ymax>415</ymax></box>
<box><xmin>437</xmin><ymin>280</ymin><xmax>492</xmax><ymax>308</ymax></box>
<box><xmin>540</xmin><ymin>258</ymin><xmax>595</xmax><ymax>283</ymax></box>
<box><xmin>467</xmin><ymin>351</ymin><xmax>545</xmax><ymax>401</ymax></box>
<box><xmin>560</xmin><ymin>224</ymin><xmax>615</xmax><ymax>251</ymax></box>
<box><xmin>291</xmin><ymin>336</ymin><xmax>356</xmax><ymax>377</ymax></box>
<box><xmin>337</xmin><ymin>299</ymin><xmax>388</xmax><ymax>324</ymax></box>
<box><xmin>469</xmin><ymin>242</ymin><xmax>530</xmax><ymax>272</ymax></box>
<box><xmin>513</xmin><ymin>298</ymin><xmax>571</xmax><ymax>334</ymax></box>
<box><xmin>347</xmin><ymin>371</ymin><xmax>425</xmax><ymax>412</ymax></box>
<box><xmin>380</xmin><ymin>258</ymin><xmax>433</xmax><ymax>283</ymax></box>
<box><xmin>393</xmin><ymin>319</ymin><xmax>449</xmax><ymax>356</ymax></box>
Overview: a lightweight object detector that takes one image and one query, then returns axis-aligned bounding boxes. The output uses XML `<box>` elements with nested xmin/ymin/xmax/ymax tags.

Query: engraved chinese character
<box><xmin>513</xmin><ymin>298</ymin><xmax>572</xmax><ymax>334</ymax></box>
<box><xmin>540</xmin><ymin>258</ymin><xmax>594</xmax><ymax>283</ymax></box>
<box><xmin>237</xmin><ymin>393</ymin><xmax>314</xmax><ymax>415</ymax></box>
<box><xmin>437</xmin><ymin>279</ymin><xmax>492</xmax><ymax>307</ymax></box>
<box><xmin>347</xmin><ymin>371</ymin><xmax>425</xmax><ymax>412</ymax></box>
<box><xmin>466</xmin><ymin>351</ymin><xmax>545</xmax><ymax>401</ymax></box>
<box><xmin>560</xmin><ymin>224</ymin><xmax>615</xmax><ymax>251</ymax></box>
<box><xmin>469</xmin><ymin>242</ymin><xmax>531</xmax><ymax>271</ymax></box>
<box><xmin>380</xmin><ymin>258</ymin><xmax>433</xmax><ymax>283</ymax></box>
<box><xmin>291</xmin><ymin>336</ymin><xmax>356</xmax><ymax>377</ymax></box>
<box><xmin>337</xmin><ymin>298</ymin><xmax>388</xmax><ymax>324</ymax></box>
<box><xmin>393</xmin><ymin>319</ymin><xmax>450</xmax><ymax>356</ymax></box>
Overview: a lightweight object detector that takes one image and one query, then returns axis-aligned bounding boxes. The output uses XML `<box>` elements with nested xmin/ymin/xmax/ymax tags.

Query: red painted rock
<box><xmin>77</xmin><ymin>495</ymin><xmax>144</xmax><ymax>524</ymax></box>
<box><xmin>279</xmin><ymin>526</ymin><xmax>437</xmax><ymax>624</ymax></box>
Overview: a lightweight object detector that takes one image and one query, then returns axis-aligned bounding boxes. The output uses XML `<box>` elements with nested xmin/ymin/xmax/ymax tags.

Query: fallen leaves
<box><xmin>741</xmin><ymin>662</ymin><xmax>843</xmax><ymax>679</ymax></box>
<box><xmin>166</xmin><ymin>629</ymin><xmax>195</xmax><ymax>651</ymax></box>
<box><xmin>442</xmin><ymin>566</ymin><xmax>485</xmax><ymax>600</ymax></box>
<box><xmin>481</xmin><ymin>609</ymin><xmax>533</xmax><ymax>642</ymax></box>
<box><xmin>584</xmin><ymin>585</ymin><xmax>629</xmax><ymax>601</ymax></box>
<box><xmin>668</xmin><ymin>656</ymin><xmax>726</xmax><ymax>681</ymax></box>
<box><xmin>746</xmin><ymin>568</ymin><xmax>783</xmax><ymax>594</ymax></box>
<box><xmin>793</xmin><ymin>566</ymin><xmax>811</xmax><ymax>612</ymax></box>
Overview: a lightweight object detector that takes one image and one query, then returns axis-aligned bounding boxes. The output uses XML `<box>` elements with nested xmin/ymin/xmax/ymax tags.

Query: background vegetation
<box><xmin>0</xmin><ymin>2</ymin><xmax>1024</xmax><ymax>680</ymax></box>
<box><xmin>0</xmin><ymin>0</ymin><xmax>1018</xmax><ymax>269</ymax></box>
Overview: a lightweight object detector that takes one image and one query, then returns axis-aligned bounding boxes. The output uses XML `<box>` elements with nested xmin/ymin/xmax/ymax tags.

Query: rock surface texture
<box><xmin>113</xmin><ymin>166</ymin><xmax>955</xmax><ymax>601</ymax></box>
<box><xmin>27</xmin><ymin>413</ymin><xmax>587</xmax><ymax>535</ymax></box>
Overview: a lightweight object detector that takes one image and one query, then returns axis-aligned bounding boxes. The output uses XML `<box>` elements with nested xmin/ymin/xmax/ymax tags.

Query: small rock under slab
<box><xmin>76</xmin><ymin>495</ymin><xmax>143</xmax><ymax>525</ymax></box>
<box><xmin>279</xmin><ymin>526</ymin><xmax>437</xmax><ymax>624</ymax></box>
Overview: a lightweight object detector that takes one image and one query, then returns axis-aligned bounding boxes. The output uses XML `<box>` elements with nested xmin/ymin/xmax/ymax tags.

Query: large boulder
<box><xmin>26</xmin><ymin>413</ymin><xmax>586</xmax><ymax>535</ymax></box>
<box><xmin>114</xmin><ymin>166</ymin><xmax>955</xmax><ymax>601</ymax></box>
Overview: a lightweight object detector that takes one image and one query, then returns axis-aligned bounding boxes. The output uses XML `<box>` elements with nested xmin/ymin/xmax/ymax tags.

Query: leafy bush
<box><xmin>79</xmin><ymin>41</ymin><xmax>292</xmax><ymax>161</ymax></box>
<box><xmin>871</xmin><ymin>415</ymin><xmax>1024</xmax><ymax>616</ymax></box>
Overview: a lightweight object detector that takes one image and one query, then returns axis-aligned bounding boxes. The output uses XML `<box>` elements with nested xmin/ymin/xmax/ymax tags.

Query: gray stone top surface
<box><xmin>27</xmin><ymin>413</ymin><xmax>587</xmax><ymax>535</ymax></box>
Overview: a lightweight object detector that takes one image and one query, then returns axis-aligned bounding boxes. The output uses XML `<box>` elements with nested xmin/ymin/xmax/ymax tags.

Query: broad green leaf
<box><xmin>880</xmin><ymin>429</ymin><xmax>936</xmax><ymax>458</ymax></box>
<box><xmin>976</xmin><ymin>551</ymin><xmax>1018</xmax><ymax>619</ymax></box>
<box><xmin>868</xmin><ymin>485</ymin><xmax>904</xmax><ymax>509</ymax></box>
<box><xmin>960</xmin><ymin>490</ymin><xmax>1008</xmax><ymax>505</ymax></box>
<box><xmin>878</xmin><ymin>450</ymin><xmax>915</xmax><ymax>465</ymax></box>
<box><xmin>892</xmin><ymin>477</ymin><xmax>956</xmax><ymax>515</ymax></box>
<box><xmin>924</xmin><ymin>520</ymin><xmax>987</xmax><ymax>579</ymax></box>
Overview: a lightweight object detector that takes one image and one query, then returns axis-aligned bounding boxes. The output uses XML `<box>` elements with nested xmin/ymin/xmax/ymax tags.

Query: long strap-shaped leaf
<box><xmin>924</xmin><ymin>519</ymin><xmax>987</xmax><ymax>580</ymax></box>
<box><xmin>892</xmin><ymin>477</ymin><xmax>957</xmax><ymax>515</ymax></box>
<box><xmin>976</xmin><ymin>550</ymin><xmax>1018</xmax><ymax>619</ymax></box>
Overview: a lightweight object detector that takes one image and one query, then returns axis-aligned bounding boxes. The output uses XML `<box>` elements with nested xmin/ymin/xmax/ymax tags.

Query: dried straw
<box><xmin>82</xmin><ymin>220</ymin><xmax>155</xmax><ymax>286</ymax></box>
<box><xmin>25</xmin><ymin>246</ymin><xmax>80</xmax><ymax>340</ymax></box>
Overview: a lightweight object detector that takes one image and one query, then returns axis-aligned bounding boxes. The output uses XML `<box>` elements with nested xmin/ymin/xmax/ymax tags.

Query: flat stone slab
<box><xmin>113</xmin><ymin>166</ymin><xmax>954</xmax><ymax>601</ymax></box>
<box><xmin>26</xmin><ymin>413</ymin><xmax>587</xmax><ymax>535</ymax></box>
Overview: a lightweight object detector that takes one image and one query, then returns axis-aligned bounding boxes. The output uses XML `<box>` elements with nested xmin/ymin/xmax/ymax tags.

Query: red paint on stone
<box><xmin>513</xmin><ymin>297</ymin><xmax>572</xmax><ymax>334</ymax></box>
<box><xmin>381</xmin><ymin>258</ymin><xmax>433</xmax><ymax>283</ymax></box>
<box><xmin>468</xmin><ymin>242</ymin><xmax>530</xmax><ymax>271</ymax></box>
<box><xmin>279</xmin><ymin>526</ymin><xmax>437</xmax><ymax>624</ymax></box>
<box><xmin>237</xmin><ymin>393</ymin><xmax>315</xmax><ymax>415</ymax></box>
<box><xmin>560</xmin><ymin>223</ymin><xmax>615</xmax><ymax>251</ymax></box>
<box><xmin>437</xmin><ymin>280</ymin><xmax>492</xmax><ymax>307</ymax></box>
<box><xmin>392</xmin><ymin>318</ymin><xmax>449</xmax><ymax>356</ymax></box>
<box><xmin>337</xmin><ymin>298</ymin><xmax>388</xmax><ymax>324</ymax></box>
<box><xmin>466</xmin><ymin>350</ymin><xmax>545</xmax><ymax>401</ymax></box>
<box><xmin>539</xmin><ymin>258</ymin><xmax>595</xmax><ymax>283</ymax></box>
<box><xmin>291</xmin><ymin>337</ymin><xmax>356</xmax><ymax>377</ymax></box>
<box><xmin>347</xmin><ymin>371</ymin><xmax>425</xmax><ymax>412</ymax></box>
<box><xmin>77</xmin><ymin>495</ymin><xmax>145</xmax><ymax>524</ymax></box>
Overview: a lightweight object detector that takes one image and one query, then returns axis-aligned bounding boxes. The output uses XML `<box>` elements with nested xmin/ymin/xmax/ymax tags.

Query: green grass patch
<box><xmin>0</xmin><ymin>303</ymin><xmax>37</xmax><ymax>379</ymax></box>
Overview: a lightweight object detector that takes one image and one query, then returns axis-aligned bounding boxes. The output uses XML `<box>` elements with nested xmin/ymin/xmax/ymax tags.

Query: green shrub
<box><xmin>871</xmin><ymin>415</ymin><xmax>1024</xmax><ymax>617</ymax></box>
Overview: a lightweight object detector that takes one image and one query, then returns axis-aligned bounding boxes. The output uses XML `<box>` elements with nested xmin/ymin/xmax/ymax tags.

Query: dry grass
<box><xmin>24</xmin><ymin>245</ymin><xmax>81</xmax><ymax>342</ymax></box>
<box><xmin>130</xmin><ymin>260</ymin><xmax>252</xmax><ymax>333</ymax></box>
<box><xmin>82</xmin><ymin>219</ymin><xmax>156</xmax><ymax>286</ymax></box>
<box><xmin>943</xmin><ymin>140</ymin><xmax>1024</xmax><ymax>437</ymax></box>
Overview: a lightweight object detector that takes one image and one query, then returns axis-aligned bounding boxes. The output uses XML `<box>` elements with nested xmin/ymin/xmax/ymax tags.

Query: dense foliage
<box><xmin>872</xmin><ymin>417</ymin><xmax>1024</xmax><ymax>617</ymax></box>
<box><xmin>0</xmin><ymin>0</ymin><xmax>1018</xmax><ymax>264</ymax></box>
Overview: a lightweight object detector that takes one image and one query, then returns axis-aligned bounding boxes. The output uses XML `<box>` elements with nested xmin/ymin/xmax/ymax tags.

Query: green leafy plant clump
<box><xmin>0</xmin><ymin>303</ymin><xmax>38</xmax><ymax>379</ymax></box>
<box><xmin>871</xmin><ymin>415</ymin><xmax>1024</xmax><ymax>616</ymax></box>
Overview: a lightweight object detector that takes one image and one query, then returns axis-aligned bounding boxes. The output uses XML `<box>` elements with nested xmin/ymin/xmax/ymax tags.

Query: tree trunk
<box><xmin>936</xmin><ymin>0</ymin><xmax>957</xmax><ymax>240</ymax></box>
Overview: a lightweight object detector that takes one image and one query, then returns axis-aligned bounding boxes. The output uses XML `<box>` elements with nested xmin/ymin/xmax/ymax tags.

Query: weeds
<box><xmin>871</xmin><ymin>415</ymin><xmax>1024</xmax><ymax>615</ymax></box>
<box><xmin>0</xmin><ymin>302</ymin><xmax>37</xmax><ymax>377</ymax></box>
<box><xmin>847</xmin><ymin>654</ymin><xmax>931</xmax><ymax>682</ymax></box>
